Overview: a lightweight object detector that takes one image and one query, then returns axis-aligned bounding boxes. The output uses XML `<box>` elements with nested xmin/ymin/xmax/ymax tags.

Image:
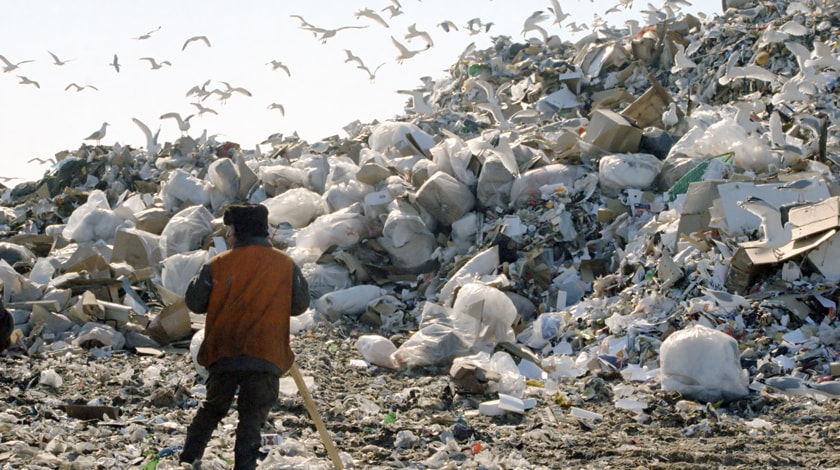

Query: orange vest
<box><xmin>197</xmin><ymin>244</ymin><xmax>296</xmax><ymax>372</ymax></box>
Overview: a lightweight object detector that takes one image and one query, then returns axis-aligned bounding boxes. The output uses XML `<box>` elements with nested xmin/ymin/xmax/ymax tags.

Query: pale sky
<box><xmin>0</xmin><ymin>0</ymin><xmax>719</xmax><ymax>183</ymax></box>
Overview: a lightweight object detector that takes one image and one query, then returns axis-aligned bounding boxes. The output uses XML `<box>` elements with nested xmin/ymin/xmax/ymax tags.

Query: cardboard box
<box><xmin>583</xmin><ymin>109</ymin><xmax>642</xmax><ymax>154</ymax></box>
<box><xmin>147</xmin><ymin>298</ymin><xmax>192</xmax><ymax>345</ymax></box>
<box><xmin>620</xmin><ymin>75</ymin><xmax>672</xmax><ymax>129</ymax></box>
<box><xmin>111</xmin><ymin>228</ymin><xmax>161</xmax><ymax>269</ymax></box>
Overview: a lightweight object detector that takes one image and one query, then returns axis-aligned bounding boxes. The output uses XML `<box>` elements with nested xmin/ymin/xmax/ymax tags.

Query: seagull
<box><xmin>182</xmin><ymin>35</ymin><xmax>211</xmax><ymax>51</ymax></box>
<box><xmin>784</xmin><ymin>41</ymin><xmax>812</xmax><ymax>75</ymax></box>
<box><xmin>190</xmin><ymin>101</ymin><xmax>218</xmax><ymax>116</ymax></box>
<box><xmin>391</xmin><ymin>36</ymin><xmax>424</xmax><ymax>64</ymax></box>
<box><xmin>476</xmin><ymin>102</ymin><xmax>512</xmax><ymax>130</ymax></box>
<box><xmin>343</xmin><ymin>49</ymin><xmax>365</xmax><ymax>67</ymax></box>
<box><xmin>698</xmin><ymin>286</ymin><xmax>751</xmax><ymax>313</ymax></box>
<box><xmin>805</xmin><ymin>40</ymin><xmax>840</xmax><ymax>70</ymax></box>
<box><xmin>312</xmin><ymin>25</ymin><xmax>368</xmax><ymax>44</ymax></box>
<box><xmin>131</xmin><ymin>117</ymin><xmax>161</xmax><ymax>156</ymax></box>
<box><xmin>465</xmin><ymin>18</ymin><xmax>485</xmax><ymax>35</ymax></box>
<box><xmin>139</xmin><ymin>57</ymin><xmax>172</xmax><ymax>69</ymax></box>
<box><xmin>548</xmin><ymin>0</ymin><xmax>570</xmax><ymax>25</ymax></box>
<box><xmin>358</xmin><ymin>62</ymin><xmax>386</xmax><ymax>81</ymax></box>
<box><xmin>777</xmin><ymin>177</ymin><xmax>820</xmax><ymax>202</ymax></box>
<box><xmin>186</xmin><ymin>79</ymin><xmax>212</xmax><ymax>100</ymax></box>
<box><xmin>266</xmin><ymin>60</ymin><xmax>291</xmax><ymax>76</ymax></box>
<box><xmin>404</xmin><ymin>23</ymin><xmax>433</xmax><ymax>48</ymax></box>
<box><xmin>160</xmin><ymin>112</ymin><xmax>194</xmax><ymax>136</ymax></box>
<box><xmin>110</xmin><ymin>54</ymin><xmax>120</xmax><ymax>73</ymax></box>
<box><xmin>381</xmin><ymin>4</ymin><xmax>403</xmax><ymax>18</ymax></box>
<box><xmin>27</xmin><ymin>157</ymin><xmax>56</xmax><ymax>165</ymax></box>
<box><xmin>0</xmin><ymin>54</ymin><xmax>34</xmax><ymax>73</ymax></box>
<box><xmin>662</xmin><ymin>102</ymin><xmax>679</xmax><ymax>129</ymax></box>
<box><xmin>267</xmin><ymin>103</ymin><xmax>285</xmax><ymax>116</ymax></box>
<box><xmin>47</xmin><ymin>51</ymin><xmax>72</xmax><ymax>66</ymax></box>
<box><xmin>133</xmin><ymin>26</ymin><xmax>161</xmax><ymax>40</ymax></box>
<box><xmin>354</xmin><ymin>8</ymin><xmax>389</xmax><ymax>28</ymax></box>
<box><xmin>219</xmin><ymin>81</ymin><xmax>252</xmax><ymax>97</ymax></box>
<box><xmin>17</xmin><ymin>76</ymin><xmax>40</xmax><ymax>88</ymax></box>
<box><xmin>84</xmin><ymin>122</ymin><xmax>110</xmax><ymax>144</ymax></box>
<box><xmin>65</xmin><ymin>82</ymin><xmax>98</xmax><ymax>92</ymax></box>
<box><xmin>397</xmin><ymin>89</ymin><xmax>434</xmax><ymax>115</ymax></box>
<box><xmin>671</xmin><ymin>42</ymin><xmax>697</xmax><ymax>74</ymax></box>
<box><xmin>737</xmin><ymin>196</ymin><xmax>793</xmax><ymax>248</ymax></box>
<box><xmin>522</xmin><ymin>11</ymin><xmax>549</xmax><ymax>41</ymax></box>
<box><xmin>437</xmin><ymin>20</ymin><xmax>459</xmax><ymax>32</ymax></box>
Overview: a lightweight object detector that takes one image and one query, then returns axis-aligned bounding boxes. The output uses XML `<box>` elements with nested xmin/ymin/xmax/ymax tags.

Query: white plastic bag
<box><xmin>190</xmin><ymin>329</ymin><xmax>209</xmax><ymax>380</ymax></box>
<box><xmin>313</xmin><ymin>284</ymin><xmax>385</xmax><ymax>320</ymax></box>
<box><xmin>659</xmin><ymin>323</ymin><xmax>749</xmax><ymax>402</ymax></box>
<box><xmin>263</xmin><ymin>187</ymin><xmax>324</xmax><ymax>228</ymax></box>
<box><xmin>62</xmin><ymin>189</ymin><xmax>126</xmax><ymax>243</ymax></box>
<box><xmin>159</xmin><ymin>205</ymin><xmax>214</xmax><ymax>258</ymax></box>
<box><xmin>355</xmin><ymin>334</ymin><xmax>398</xmax><ymax>369</ymax></box>
<box><xmin>598</xmin><ymin>153</ymin><xmax>663</xmax><ymax>196</ymax></box>
<box><xmin>161</xmin><ymin>250</ymin><xmax>208</xmax><ymax>297</ymax></box>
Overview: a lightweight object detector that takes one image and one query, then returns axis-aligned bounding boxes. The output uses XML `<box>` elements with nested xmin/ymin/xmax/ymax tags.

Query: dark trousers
<box><xmin>180</xmin><ymin>369</ymin><xmax>279</xmax><ymax>470</ymax></box>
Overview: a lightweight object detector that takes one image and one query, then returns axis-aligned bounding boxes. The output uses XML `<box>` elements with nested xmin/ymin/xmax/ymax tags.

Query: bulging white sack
<box><xmin>598</xmin><ymin>153</ymin><xmax>663</xmax><ymax>196</ymax></box>
<box><xmin>659</xmin><ymin>323</ymin><xmax>749</xmax><ymax>403</ymax></box>
<box><xmin>355</xmin><ymin>334</ymin><xmax>398</xmax><ymax>369</ymax></box>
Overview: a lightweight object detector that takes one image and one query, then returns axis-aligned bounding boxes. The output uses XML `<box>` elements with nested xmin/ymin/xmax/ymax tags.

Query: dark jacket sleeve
<box><xmin>290</xmin><ymin>263</ymin><xmax>310</xmax><ymax>316</ymax></box>
<box><xmin>185</xmin><ymin>263</ymin><xmax>213</xmax><ymax>313</ymax></box>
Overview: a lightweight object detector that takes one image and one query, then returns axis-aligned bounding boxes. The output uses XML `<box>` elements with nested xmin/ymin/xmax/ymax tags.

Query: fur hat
<box><xmin>223</xmin><ymin>204</ymin><xmax>269</xmax><ymax>237</ymax></box>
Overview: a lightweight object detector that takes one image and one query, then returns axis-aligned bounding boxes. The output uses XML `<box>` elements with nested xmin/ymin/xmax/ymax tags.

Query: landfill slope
<box><xmin>1</xmin><ymin>1</ymin><xmax>840</xmax><ymax>469</ymax></box>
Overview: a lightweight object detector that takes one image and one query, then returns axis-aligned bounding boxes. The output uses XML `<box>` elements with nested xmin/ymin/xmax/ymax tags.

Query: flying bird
<box><xmin>266</xmin><ymin>60</ymin><xmax>291</xmax><ymax>76</ymax></box>
<box><xmin>182</xmin><ymin>35</ymin><xmax>211</xmax><ymax>51</ymax></box>
<box><xmin>343</xmin><ymin>49</ymin><xmax>365</xmax><ymax>67</ymax></box>
<box><xmin>391</xmin><ymin>36</ymin><xmax>424</xmax><ymax>64</ymax></box>
<box><xmin>139</xmin><ymin>57</ymin><xmax>172</xmax><ymax>69</ymax></box>
<box><xmin>17</xmin><ymin>76</ymin><xmax>40</xmax><ymax>88</ymax></box>
<box><xmin>777</xmin><ymin>177</ymin><xmax>820</xmax><ymax>202</ymax></box>
<box><xmin>84</xmin><ymin>122</ymin><xmax>110</xmax><ymax>144</ymax></box>
<box><xmin>397</xmin><ymin>89</ymin><xmax>434</xmax><ymax>115</ymax></box>
<box><xmin>0</xmin><ymin>54</ymin><xmax>34</xmax><ymax>73</ymax></box>
<box><xmin>267</xmin><ymin>103</ymin><xmax>285</xmax><ymax>116</ymax></box>
<box><xmin>190</xmin><ymin>101</ymin><xmax>218</xmax><ymax>116</ymax></box>
<box><xmin>312</xmin><ymin>25</ymin><xmax>368</xmax><ymax>44</ymax></box>
<box><xmin>548</xmin><ymin>0</ymin><xmax>570</xmax><ymax>25</ymax></box>
<box><xmin>358</xmin><ymin>62</ymin><xmax>386</xmax><ymax>81</ymax></box>
<box><xmin>160</xmin><ymin>112</ymin><xmax>194</xmax><ymax>136</ymax></box>
<box><xmin>381</xmin><ymin>4</ymin><xmax>403</xmax><ymax>18</ymax></box>
<box><xmin>110</xmin><ymin>54</ymin><xmax>121</xmax><ymax>72</ymax></box>
<box><xmin>47</xmin><ymin>51</ymin><xmax>72</xmax><ymax>66</ymax></box>
<box><xmin>405</xmin><ymin>23</ymin><xmax>433</xmax><ymax>48</ymax></box>
<box><xmin>65</xmin><ymin>82</ymin><xmax>98</xmax><ymax>92</ymax></box>
<box><xmin>522</xmin><ymin>10</ymin><xmax>550</xmax><ymax>41</ymax></box>
<box><xmin>737</xmin><ymin>196</ymin><xmax>793</xmax><ymax>248</ymax></box>
<box><xmin>186</xmin><ymin>79</ymin><xmax>212</xmax><ymax>100</ymax></box>
<box><xmin>354</xmin><ymin>8</ymin><xmax>389</xmax><ymax>28</ymax></box>
<box><xmin>27</xmin><ymin>157</ymin><xmax>57</xmax><ymax>165</ymax></box>
<box><xmin>437</xmin><ymin>20</ymin><xmax>459</xmax><ymax>32</ymax></box>
<box><xmin>133</xmin><ymin>26</ymin><xmax>161</xmax><ymax>40</ymax></box>
<box><xmin>131</xmin><ymin>117</ymin><xmax>161</xmax><ymax>156</ymax></box>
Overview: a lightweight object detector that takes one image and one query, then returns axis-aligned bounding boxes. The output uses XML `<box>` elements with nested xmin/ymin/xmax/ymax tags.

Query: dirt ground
<box><xmin>2</xmin><ymin>322</ymin><xmax>840</xmax><ymax>469</ymax></box>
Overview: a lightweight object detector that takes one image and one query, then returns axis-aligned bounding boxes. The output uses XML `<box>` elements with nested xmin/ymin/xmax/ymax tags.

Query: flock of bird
<box><xmin>1</xmin><ymin>0</ymin><xmax>706</xmax><ymax>161</ymax></box>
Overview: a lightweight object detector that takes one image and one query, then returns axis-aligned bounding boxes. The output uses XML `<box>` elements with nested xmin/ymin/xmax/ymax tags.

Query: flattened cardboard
<box><xmin>147</xmin><ymin>298</ymin><xmax>192</xmax><ymax>345</ymax></box>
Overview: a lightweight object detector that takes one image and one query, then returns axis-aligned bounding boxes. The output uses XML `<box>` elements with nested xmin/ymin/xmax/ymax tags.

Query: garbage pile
<box><xmin>1</xmin><ymin>1</ymin><xmax>840</xmax><ymax>468</ymax></box>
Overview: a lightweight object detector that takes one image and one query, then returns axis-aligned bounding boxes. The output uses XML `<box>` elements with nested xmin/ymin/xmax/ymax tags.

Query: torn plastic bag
<box><xmin>452</xmin><ymin>282</ymin><xmax>517</xmax><ymax>351</ymax></box>
<box><xmin>378</xmin><ymin>206</ymin><xmax>436</xmax><ymax>270</ymax></box>
<box><xmin>74</xmin><ymin>322</ymin><xmax>126</xmax><ymax>350</ymax></box>
<box><xmin>161</xmin><ymin>250</ymin><xmax>208</xmax><ymax>297</ymax></box>
<box><xmin>368</xmin><ymin>121</ymin><xmax>436</xmax><ymax>155</ymax></box>
<box><xmin>415</xmin><ymin>172</ymin><xmax>476</xmax><ymax>226</ymax></box>
<box><xmin>430</xmin><ymin>136</ymin><xmax>477</xmax><ymax>187</ymax></box>
<box><xmin>160</xmin><ymin>168</ymin><xmax>211</xmax><ymax>210</ymax></box>
<box><xmin>659</xmin><ymin>323</ymin><xmax>749</xmax><ymax>403</ymax></box>
<box><xmin>477</xmin><ymin>154</ymin><xmax>514</xmax><ymax>209</ymax></box>
<box><xmin>509</xmin><ymin>164</ymin><xmax>582</xmax><ymax>209</ymax></box>
<box><xmin>438</xmin><ymin>245</ymin><xmax>500</xmax><ymax>305</ymax></box>
<box><xmin>207</xmin><ymin>158</ymin><xmax>240</xmax><ymax>211</ymax></box>
<box><xmin>301</xmin><ymin>262</ymin><xmax>352</xmax><ymax>299</ymax></box>
<box><xmin>355</xmin><ymin>334</ymin><xmax>399</xmax><ymax>369</ymax></box>
<box><xmin>263</xmin><ymin>187</ymin><xmax>324</xmax><ymax>229</ymax></box>
<box><xmin>257</xmin><ymin>163</ymin><xmax>308</xmax><ymax>195</ymax></box>
<box><xmin>392</xmin><ymin>310</ymin><xmax>476</xmax><ymax>368</ymax></box>
<box><xmin>159</xmin><ymin>205</ymin><xmax>214</xmax><ymax>258</ymax></box>
<box><xmin>294</xmin><ymin>208</ymin><xmax>369</xmax><ymax>257</ymax></box>
<box><xmin>190</xmin><ymin>328</ymin><xmax>209</xmax><ymax>381</ymax></box>
<box><xmin>598</xmin><ymin>153</ymin><xmax>663</xmax><ymax>196</ymax></box>
<box><xmin>62</xmin><ymin>189</ymin><xmax>126</xmax><ymax>243</ymax></box>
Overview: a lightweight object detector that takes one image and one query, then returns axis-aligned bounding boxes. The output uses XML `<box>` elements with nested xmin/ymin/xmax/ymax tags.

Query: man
<box><xmin>180</xmin><ymin>203</ymin><xmax>310</xmax><ymax>469</ymax></box>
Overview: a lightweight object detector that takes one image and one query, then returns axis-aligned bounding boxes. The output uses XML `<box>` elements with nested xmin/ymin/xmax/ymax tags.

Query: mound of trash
<box><xmin>1</xmin><ymin>2</ymin><xmax>839</xmax><ymax>468</ymax></box>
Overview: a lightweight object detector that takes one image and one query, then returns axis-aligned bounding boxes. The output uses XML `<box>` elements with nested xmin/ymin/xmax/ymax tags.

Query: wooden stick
<box><xmin>289</xmin><ymin>363</ymin><xmax>344</xmax><ymax>469</ymax></box>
